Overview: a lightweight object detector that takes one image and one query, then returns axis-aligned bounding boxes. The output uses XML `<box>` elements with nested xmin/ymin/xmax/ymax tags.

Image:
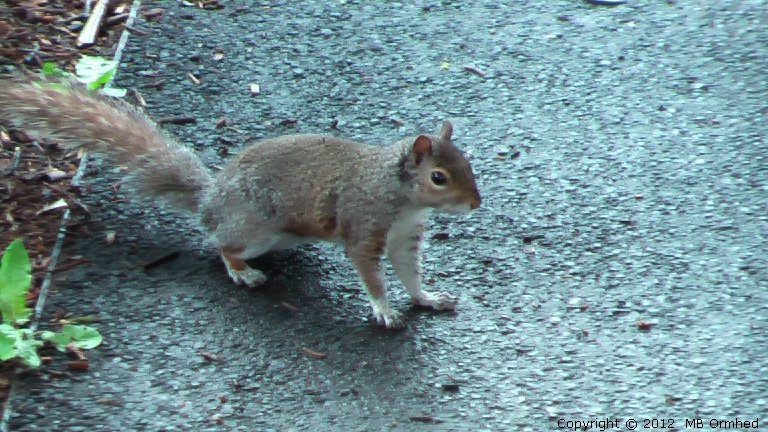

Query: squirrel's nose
<box><xmin>470</xmin><ymin>194</ymin><xmax>481</xmax><ymax>210</ymax></box>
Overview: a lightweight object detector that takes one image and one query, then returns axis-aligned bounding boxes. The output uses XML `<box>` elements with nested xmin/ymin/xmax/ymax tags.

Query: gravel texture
<box><xmin>7</xmin><ymin>0</ymin><xmax>768</xmax><ymax>430</ymax></box>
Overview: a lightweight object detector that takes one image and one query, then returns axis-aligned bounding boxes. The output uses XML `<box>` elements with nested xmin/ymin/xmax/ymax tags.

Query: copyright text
<box><xmin>557</xmin><ymin>417</ymin><xmax>759</xmax><ymax>430</ymax></box>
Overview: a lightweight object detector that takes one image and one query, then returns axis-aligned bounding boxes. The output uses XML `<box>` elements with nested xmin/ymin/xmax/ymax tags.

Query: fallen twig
<box><xmin>157</xmin><ymin>116</ymin><xmax>197</xmax><ymax>125</ymax></box>
<box><xmin>124</xmin><ymin>25</ymin><xmax>146</xmax><ymax>36</ymax></box>
<box><xmin>43</xmin><ymin>183</ymin><xmax>90</xmax><ymax>215</ymax></box>
<box><xmin>76</xmin><ymin>0</ymin><xmax>109</xmax><ymax>48</ymax></box>
<box><xmin>3</xmin><ymin>147</ymin><xmax>22</xmax><ymax>176</ymax></box>
<box><xmin>52</xmin><ymin>258</ymin><xmax>93</xmax><ymax>274</ymax></box>
<box><xmin>461</xmin><ymin>65</ymin><xmax>487</xmax><ymax>78</ymax></box>
<box><xmin>105</xmin><ymin>13</ymin><xmax>130</xmax><ymax>27</ymax></box>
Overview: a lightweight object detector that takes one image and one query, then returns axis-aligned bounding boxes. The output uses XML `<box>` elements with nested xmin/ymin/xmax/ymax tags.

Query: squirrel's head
<box><xmin>401</xmin><ymin>120</ymin><xmax>481</xmax><ymax>214</ymax></box>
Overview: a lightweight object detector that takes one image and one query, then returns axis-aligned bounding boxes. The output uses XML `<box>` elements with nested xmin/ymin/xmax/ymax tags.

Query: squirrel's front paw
<box><xmin>227</xmin><ymin>266</ymin><xmax>267</xmax><ymax>288</ymax></box>
<box><xmin>369</xmin><ymin>297</ymin><xmax>405</xmax><ymax>329</ymax></box>
<box><xmin>412</xmin><ymin>291</ymin><xmax>458</xmax><ymax>311</ymax></box>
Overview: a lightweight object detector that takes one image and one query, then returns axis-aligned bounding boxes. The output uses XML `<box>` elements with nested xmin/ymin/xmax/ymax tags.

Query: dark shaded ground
<box><xmin>7</xmin><ymin>0</ymin><xmax>768</xmax><ymax>430</ymax></box>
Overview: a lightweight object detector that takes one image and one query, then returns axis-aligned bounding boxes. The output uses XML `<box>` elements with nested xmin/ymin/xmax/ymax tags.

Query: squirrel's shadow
<box><xmin>207</xmin><ymin>247</ymin><xmax>456</xmax><ymax>338</ymax></box>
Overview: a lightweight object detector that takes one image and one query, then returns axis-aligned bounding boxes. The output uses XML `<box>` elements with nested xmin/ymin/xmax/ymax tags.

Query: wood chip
<box><xmin>66</xmin><ymin>344</ymin><xmax>87</xmax><ymax>361</ymax></box>
<box><xmin>461</xmin><ymin>65</ymin><xmax>487</xmax><ymax>78</ymax></box>
<box><xmin>635</xmin><ymin>320</ymin><xmax>654</xmax><ymax>331</ymax></box>
<box><xmin>76</xmin><ymin>0</ymin><xmax>109</xmax><ymax>48</ymax></box>
<box><xmin>157</xmin><ymin>116</ymin><xmax>197</xmax><ymax>125</ymax></box>
<box><xmin>66</xmin><ymin>360</ymin><xmax>90</xmax><ymax>371</ymax></box>
<box><xmin>143</xmin><ymin>79</ymin><xmax>167</xmax><ymax>89</ymax></box>
<box><xmin>104</xmin><ymin>13</ymin><xmax>129</xmax><ymax>27</ymax></box>
<box><xmin>143</xmin><ymin>8</ymin><xmax>166</xmax><ymax>19</ymax></box>
<box><xmin>45</xmin><ymin>168</ymin><xmax>69</xmax><ymax>181</ymax></box>
<box><xmin>200</xmin><ymin>352</ymin><xmax>224</xmax><ymax>363</ymax></box>
<box><xmin>124</xmin><ymin>25</ymin><xmax>147</xmax><ymax>36</ymax></box>
<box><xmin>52</xmin><ymin>257</ymin><xmax>92</xmax><ymax>273</ymax></box>
<box><xmin>301</xmin><ymin>348</ymin><xmax>327</xmax><ymax>359</ymax></box>
<box><xmin>36</xmin><ymin>198</ymin><xmax>68</xmax><ymax>216</ymax></box>
<box><xmin>440</xmin><ymin>383</ymin><xmax>461</xmax><ymax>392</ymax></box>
<box><xmin>409</xmin><ymin>416</ymin><xmax>441</xmax><ymax>423</ymax></box>
<box><xmin>188</xmin><ymin>72</ymin><xmax>201</xmax><ymax>85</ymax></box>
<box><xmin>131</xmin><ymin>89</ymin><xmax>147</xmax><ymax>106</ymax></box>
<box><xmin>105</xmin><ymin>230</ymin><xmax>116</xmax><ymax>245</ymax></box>
<box><xmin>431</xmin><ymin>232</ymin><xmax>450</xmax><ymax>240</ymax></box>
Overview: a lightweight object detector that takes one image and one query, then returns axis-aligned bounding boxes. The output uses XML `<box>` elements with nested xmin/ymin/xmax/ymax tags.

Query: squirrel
<box><xmin>0</xmin><ymin>79</ymin><xmax>482</xmax><ymax>329</ymax></box>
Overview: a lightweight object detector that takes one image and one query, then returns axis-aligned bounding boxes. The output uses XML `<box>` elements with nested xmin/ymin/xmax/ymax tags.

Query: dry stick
<box><xmin>124</xmin><ymin>25</ymin><xmax>146</xmax><ymax>36</ymax></box>
<box><xmin>105</xmin><ymin>13</ymin><xmax>129</xmax><ymax>27</ymax></box>
<box><xmin>107</xmin><ymin>0</ymin><xmax>143</xmax><ymax>89</ymax></box>
<box><xmin>3</xmin><ymin>146</ymin><xmax>22</xmax><ymax>176</ymax></box>
<box><xmin>157</xmin><ymin>116</ymin><xmax>197</xmax><ymax>125</ymax></box>
<box><xmin>70</xmin><ymin>150</ymin><xmax>89</xmax><ymax>187</ymax></box>
<box><xmin>43</xmin><ymin>183</ymin><xmax>90</xmax><ymax>215</ymax></box>
<box><xmin>76</xmin><ymin>0</ymin><xmax>109</xmax><ymax>48</ymax></box>
<box><xmin>34</xmin><ymin>209</ymin><xmax>71</xmax><ymax>326</ymax></box>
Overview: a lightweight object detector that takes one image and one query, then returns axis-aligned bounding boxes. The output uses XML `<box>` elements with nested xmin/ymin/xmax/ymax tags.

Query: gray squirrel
<box><xmin>0</xmin><ymin>79</ymin><xmax>482</xmax><ymax>329</ymax></box>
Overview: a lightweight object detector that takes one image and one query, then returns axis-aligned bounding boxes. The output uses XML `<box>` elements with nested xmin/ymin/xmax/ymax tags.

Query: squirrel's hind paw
<box><xmin>412</xmin><ymin>291</ymin><xmax>458</xmax><ymax>311</ymax></box>
<box><xmin>226</xmin><ymin>265</ymin><xmax>267</xmax><ymax>288</ymax></box>
<box><xmin>221</xmin><ymin>250</ymin><xmax>267</xmax><ymax>287</ymax></box>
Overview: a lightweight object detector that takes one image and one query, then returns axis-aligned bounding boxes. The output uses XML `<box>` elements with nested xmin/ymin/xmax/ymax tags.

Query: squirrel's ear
<box><xmin>439</xmin><ymin>120</ymin><xmax>453</xmax><ymax>141</ymax></box>
<box><xmin>412</xmin><ymin>135</ymin><xmax>433</xmax><ymax>166</ymax></box>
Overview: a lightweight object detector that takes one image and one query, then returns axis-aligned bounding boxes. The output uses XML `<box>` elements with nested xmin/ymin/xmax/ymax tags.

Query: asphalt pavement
<box><xmin>7</xmin><ymin>0</ymin><xmax>768</xmax><ymax>430</ymax></box>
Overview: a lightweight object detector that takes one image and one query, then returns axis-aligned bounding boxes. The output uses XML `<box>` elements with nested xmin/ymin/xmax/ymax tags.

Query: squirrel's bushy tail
<box><xmin>0</xmin><ymin>79</ymin><xmax>212</xmax><ymax>212</ymax></box>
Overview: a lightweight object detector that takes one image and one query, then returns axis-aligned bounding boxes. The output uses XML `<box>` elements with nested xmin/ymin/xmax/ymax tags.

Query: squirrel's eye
<box><xmin>430</xmin><ymin>171</ymin><xmax>448</xmax><ymax>186</ymax></box>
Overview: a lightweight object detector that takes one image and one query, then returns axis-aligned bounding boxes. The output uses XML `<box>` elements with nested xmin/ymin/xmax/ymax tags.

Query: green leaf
<box><xmin>75</xmin><ymin>55</ymin><xmax>118</xmax><ymax>90</ymax></box>
<box><xmin>41</xmin><ymin>62</ymin><xmax>68</xmax><ymax>77</ymax></box>
<box><xmin>42</xmin><ymin>62</ymin><xmax>56</xmax><ymax>75</ymax></box>
<box><xmin>15</xmin><ymin>329</ymin><xmax>42</xmax><ymax>368</ymax></box>
<box><xmin>0</xmin><ymin>324</ymin><xmax>19</xmax><ymax>361</ymax></box>
<box><xmin>0</xmin><ymin>239</ymin><xmax>32</xmax><ymax>324</ymax></box>
<box><xmin>102</xmin><ymin>87</ymin><xmax>128</xmax><ymax>98</ymax></box>
<box><xmin>45</xmin><ymin>324</ymin><xmax>103</xmax><ymax>352</ymax></box>
<box><xmin>0</xmin><ymin>325</ymin><xmax>42</xmax><ymax>367</ymax></box>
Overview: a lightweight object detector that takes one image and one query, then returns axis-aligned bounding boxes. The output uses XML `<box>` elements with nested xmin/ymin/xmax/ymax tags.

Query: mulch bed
<box><xmin>0</xmin><ymin>0</ymin><xmax>133</xmax><ymax>287</ymax></box>
<box><xmin>0</xmin><ymin>0</ymin><xmax>133</xmax><ymax>401</ymax></box>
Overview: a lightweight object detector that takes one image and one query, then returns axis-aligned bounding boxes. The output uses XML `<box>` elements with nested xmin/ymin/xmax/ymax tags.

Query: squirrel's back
<box><xmin>202</xmin><ymin>134</ymin><xmax>407</xmax><ymax>241</ymax></box>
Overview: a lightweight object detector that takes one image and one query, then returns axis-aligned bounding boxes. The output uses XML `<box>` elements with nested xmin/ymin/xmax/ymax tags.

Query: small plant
<box><xmin>42</xmin><ymin>55</ymin><xmax>127</xmax><ymax>98</ymax></box>
<box><xmin>0</xmin><ymin>239</ymin><xmax>103</xmax><ymax>368</ymax></box>
<box><xmin>41</xmin><ymin>62</ymin><xmax>68</xmax><ymax>78</ymax></box>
